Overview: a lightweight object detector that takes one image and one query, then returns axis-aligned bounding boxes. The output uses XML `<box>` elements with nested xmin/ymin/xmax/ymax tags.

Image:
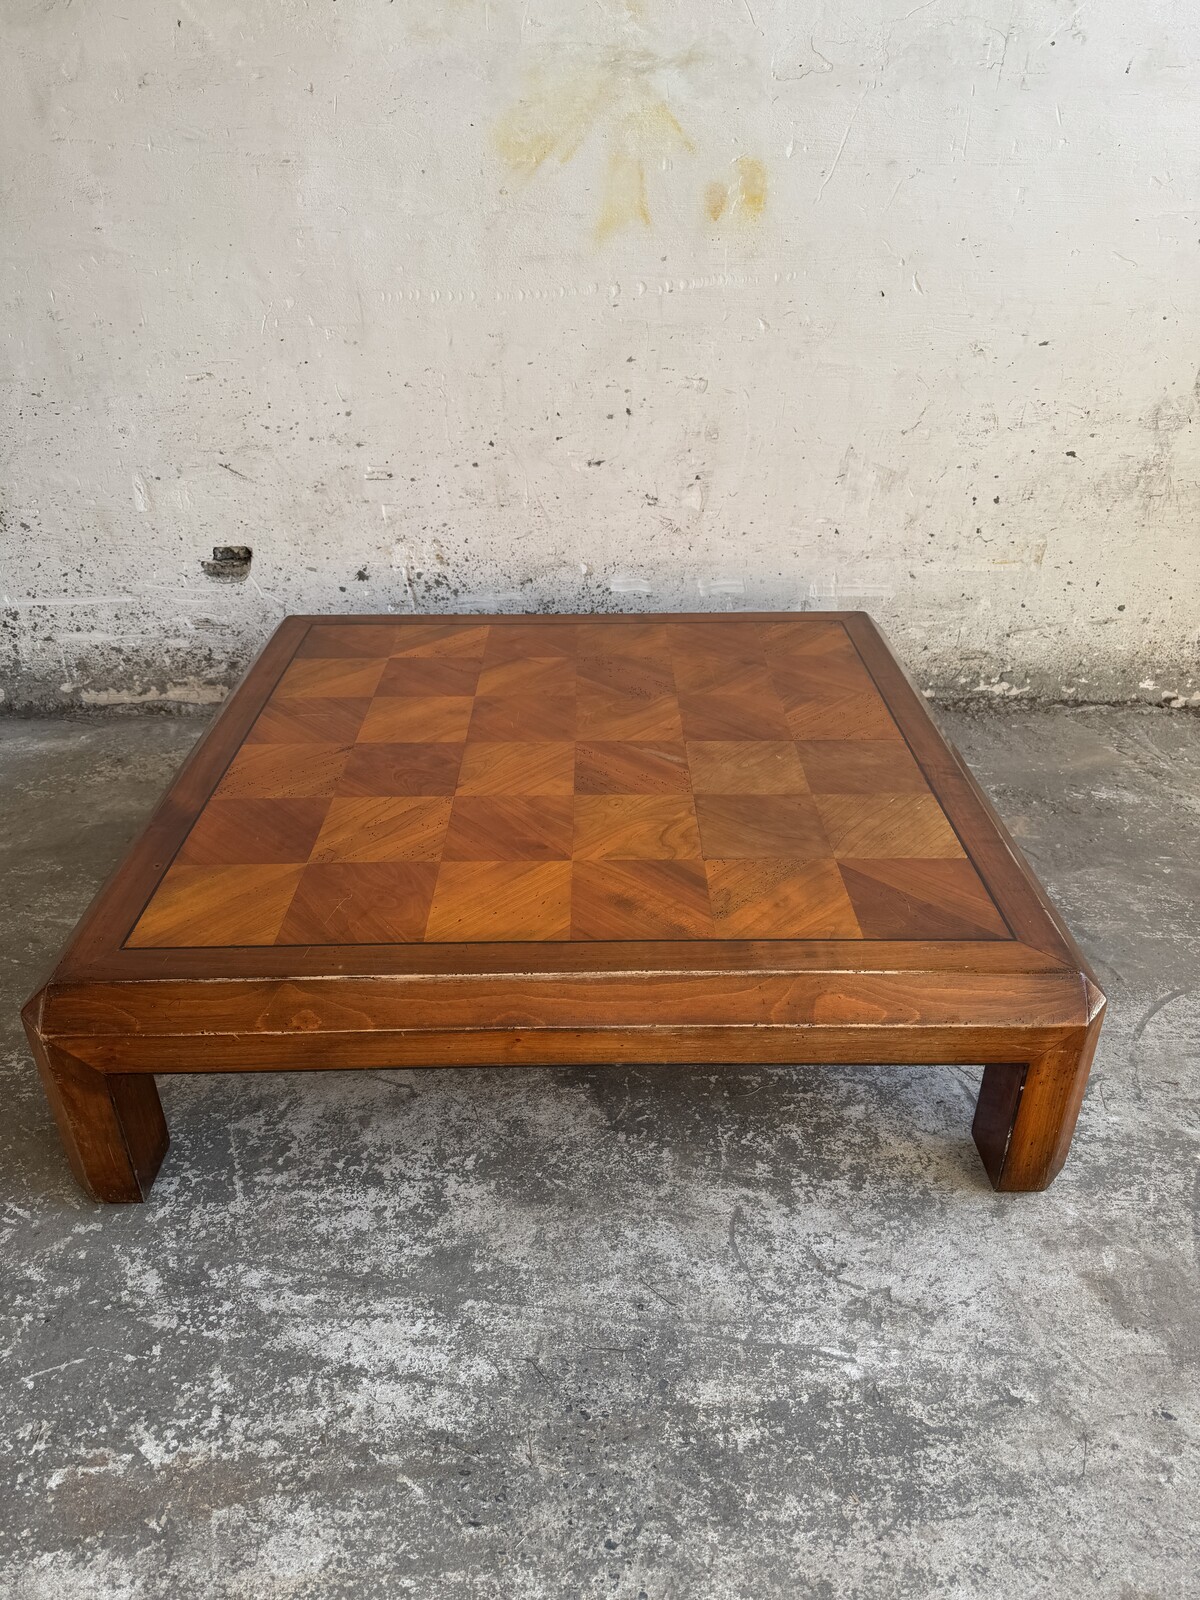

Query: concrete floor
<box><xmin>0</xmin><ymin>705</ymin><xmax>1197</xmax><ymax>1599</ymax></box>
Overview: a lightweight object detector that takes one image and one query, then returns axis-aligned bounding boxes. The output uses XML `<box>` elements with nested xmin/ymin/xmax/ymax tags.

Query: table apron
<box><xmin>53</xmin><ymin>1023</ymin><xmax>1088</xmax><ymax>1074</ymax></box>
<box><xmin>34</xmin><ymin>969</ymin><xmax>1092</xmax><ymax>1036</ymax></box>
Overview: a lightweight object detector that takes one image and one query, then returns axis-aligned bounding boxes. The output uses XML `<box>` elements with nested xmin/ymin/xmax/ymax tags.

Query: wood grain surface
<box><xmin>113</xmin><ymin>614</ymin><xmax>1010</xmax><ymax>947</ymax></box>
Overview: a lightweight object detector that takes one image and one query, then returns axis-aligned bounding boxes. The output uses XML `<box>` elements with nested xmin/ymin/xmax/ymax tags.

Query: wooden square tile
<box><xmin>214</xmin><ymin>743</ymin><xmax>350</xmax><ymax>799</ymax></box>
<box><xmin>274</xmin><ymin>657</ymin><xmax>388</xmax><ymax>699</ymax></box>
<box><xmin>176</xmin><ymin>799</ymin><xmax>329</xmax><ymax>866</ymax></box>
<box><xmin>575</xmin><ymin>741</ymin><xmax>691</xmax><ymax>794</ymax></box>
<box><xmin>770</xmin><ymin>652</ymin><xmax>877</xmax><ymax>702</ymax></box>
<box><xmin>576</xmin><ymin>686</ymin><xmax>683</xmax><ymax>741</ymax></box>
<box><xmin>296</xmin><ymin>624</ymin><xmax>408</xmax><ymax>659</ymax></box>
<box><xmin>839</xmin><ymin>858</ymin><xmax>1008</xmax><ymax>940</ymax></box>
<box><xmin>127</xmin><ymin>865</ymin><xmax>303</xmax><ymax>948</ymax></box>
<box><xmin>784</xmin><ymin>693</ymin><xmax>903</xmax><ymax>741</ymax></box>
<box><xmin>577</xmin><ymin>656</ymin><xmax>675</xmax><ymax>699</ymax></box>
<box><xmin>337</xmin><ymin>744</ymin><xmax>463</xmax><ymax>796</ymax></box>
<box><xmin>678</xmin><ymin>693</ymin><xmax>791</xmax><ymax>742</ymax></box>
<box><xmin>309</xmin><ymin>798</ymin><xmax>452</xmax><ymax>862</ymax></box>
<box><xmin>358</xmin><ymin>696</ymin><xmax>474</xmax><ymax>743</ymax></box>
<box><xmin>813</xmin><ymin>794</ymin><xmax>965</xmax><ymax>858</ymax></box>
<box><xmin>671</xmin><ymin>655</ymin><xmax>777</xmax><ymax>698</ymax></box>
<box><xmin>476</xmin><ymin>657</ymin><xmax>577</xmax><ymax>698</ymax></box>
<box><xmin>442</xmin><ymin>797</ymin><xmax>573</xmax><ymax>859</ymax></box>
<box><xmin>795</xmin><ymin>740</ymin><xmax>928</xmax><ymax>793</ymax></box>
<box><xmin>389</xmin><ymin>624</ymin><xmax>490</xmax><ymax>658</ymax></box>
<box><xmin>246</xmin><ymin>698</ymin><xmax>371</xmax><ymax>745</ymax></box>
<box><xmin>278</xmin><ymin>863</ymin><xmax>438</xmax><ymax>943</ymax></box>
<box><xmin>377</xmin><ymin>658</ymin><xmax>481</xmax><ymax>697</ymax></box>
<box><xmin>483</xmin><ymin>625</ymin><xmax>577</xmax><ymax>662</ymax></box>
<box><xmin>575</xmin><ymin>621</ymin><xmax>674</xmax><ymax>658</ymax></box>
<box><xmin>706</xmin><ymin>859</ymin><xmax>862</xmax><ymax>938</ymax></box>
<box><xmin>687</xmin><ymin>741</ymin><xmax>808</xmax><ymax>794</ymax></box>
<box><xmin>574</xmin><ymin>797</ymin><xmax>702</xmax><ymax>860</ymax></box>
<box><xmin>426</xmin><ymin>862</ymin><xmax>572</xmax><ymax>940</ymax></box>
<box><xmin>755</xmin><ymin>618</ymin><xmax>848</xmax><ymax>658</ymax></box>
<box><xmin>694</xmin><ymin>794</ymin><xmax>830</xmax><ymax>858</ymax></box>
<box><xmin>468</xmin><ymin>695</ymin><xmax>576</xmax><ymax>742</ymax></box>
<box><xmin>457</xmin><ymin>742</ymin><xmax>575</xmax><ymax>795</ymax></box>
<box><xmin>571</xmin><ymin>861</ymin><xmax>714</xmax><ymax>939</ymax></box>
<box><xmin>669</xmin><ymin>621</ymin><xmax>765</xmax><ymax>665</ymax></box>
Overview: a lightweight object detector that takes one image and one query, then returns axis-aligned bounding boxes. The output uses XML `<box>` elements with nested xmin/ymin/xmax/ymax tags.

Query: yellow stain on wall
<box><xmin>704</xmin><ymin>155</ymin><xmax>768</xmax><ymax>225</ymax></box>
<box><xmin>735</xmin><ymin>156</ymin><xmax>767</xmax><ymax>218</ymax></box>
<box><xmin>597</xmin><ymin>100</ymin><xmax>693</xmax><ymax>241</ymax></box>
<box><xmin>493</xmin><ymin>51</ymin><xmax>698</xmax><ymax>242</ymax></box>
<box><xmin>597</xmin><ymin>150</ymin><xmax>651</xmax><ymax>241</ymax></box>
<box><xmin>493</xmin><ymin>66</ymin><xmax>615</xmax><ymax>177</ymax></box>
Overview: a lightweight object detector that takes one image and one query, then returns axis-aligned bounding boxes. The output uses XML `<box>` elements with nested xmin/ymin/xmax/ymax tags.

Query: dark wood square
<box><xmin>176</xmin><ymin>798</ymin><xmax>329</xmax><ymax>866</ymax></box>
<box><xmin>575</xmin><ymin>741</ymin><xmax>691</xmax><ymax>794</ymax></box>
<box><xmin>377</xmin><ymin>657</ymin><xmax>482</xmax><ymax>697</ymax></box>
<box><xmin>214</xmin><ymin>743</ymin><xmax>350</xmax><ymax>799</ymax></box>
<box><xmin>337</xmin><ymin>744</ymin><xmax>463</xmax><ymax>797</ymax></box>
<box><xmin>476</xmin><ymin>658</ymin><xmax>578</xmax><ymax>698</ymax></box>
<box><xmin>246</xmin><ymin>697</ymin><xmax>371</xmax><ymax>744</ymax></box>
<box><xmin>572</xmin><ymin>861</ymin><xmax>714</xmax><ymax>939</ymax></box>
<box><xmin>279</xmin><ymin>863</ymin><xmax>438</xmax><ymax>944</ymax></box>
<box><xmin>576</xmin><ymin>686</ymin><xmax>683</xmax><ymax>742</ymax></box>
<box><xmin>839</xmin><ymin>858</ymin><xmax>1009</xmax><ymax>940</ymax></box>
<box><xmin>678</xmin><ymin>692</ymin><xmax>792</xmax><ymax>742</ymax></box>
<box><xmin>442</xmin><ymin>796</ymin><xmax>574</xmax><ymax>860</ymax></box>
<box><xmin>468</xmin><ymin>694</ymin><xmax>576</xmax><ymax>742</ymax></box>
<box><xmin>694</xmin><ymin>794</ymin><xmax>830</xmax><ymax>859</ymax></box>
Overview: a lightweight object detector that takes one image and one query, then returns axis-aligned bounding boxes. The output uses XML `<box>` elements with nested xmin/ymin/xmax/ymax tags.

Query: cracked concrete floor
<box><xmin>1</xmin><ymin>705</ymin><xmax>1197</xmax><ymax>1599</ymax></box>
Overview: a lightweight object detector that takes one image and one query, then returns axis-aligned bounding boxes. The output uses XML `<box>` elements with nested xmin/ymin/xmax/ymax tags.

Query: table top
<box><xmin>41</xmin><ymin>613</ymin><xmax>1091</xmax><ymax>989</ymax></box>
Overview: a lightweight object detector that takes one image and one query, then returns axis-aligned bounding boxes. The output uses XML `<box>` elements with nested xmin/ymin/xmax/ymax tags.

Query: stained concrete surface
<box><xmin>0</xmin><ymin>704</ymin><xmax>1197</xmax><ymax>1599</ymax></box>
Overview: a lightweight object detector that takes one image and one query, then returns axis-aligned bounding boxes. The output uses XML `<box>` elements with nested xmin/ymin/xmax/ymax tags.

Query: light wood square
<box><xmin>426</xmin><ymin>862</ymin><xmax>572</xmax><ymax>940</ymax></box>
<box><xmin>128</xmin><ymin>865</ymin><xmax>302</xmax><ymax>948</ymax></box>
<box><xmin>457</xmin><ymin>743</ymin><xmax>575</xmax><ymax>794</ymax></box>
<box><xmin>309</xmin><ymin>798</ymin><xmax>452</xmax><ymax>862</ymax></box>
<box><xmin>574</xmin><ymin>797</ymin><xmax>702</xmax><ymax>860</ymax></box>
<box><xmin>687</xmin><ymin>742</ymin><xmax>808</xmax><ymax>794</ymax></box>
<box><xmin>358</xmin><ymin>697</ymin><xmax>474</xmax><ymax>743</ymax></box>
<box><xmin>813</xmin><ymin>793</ymin><xmax>965</xmax><ymax>858</ymax></box>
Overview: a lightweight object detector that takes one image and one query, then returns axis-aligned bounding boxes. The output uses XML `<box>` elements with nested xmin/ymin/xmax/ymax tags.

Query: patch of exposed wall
<box><xmin>1</xmin><ymin>0</ymin><xmax>1198</xmax><ymax>711</ymax></box>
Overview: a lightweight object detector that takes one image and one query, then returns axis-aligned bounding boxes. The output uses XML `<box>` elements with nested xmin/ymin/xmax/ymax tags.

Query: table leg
<box><xmin>27</xmin><ymin>1036</ymin><xmax>168</xmax><ymax>1203</ymax></box>
<box><xmin>972</xmin><ymin>1019</ymin><xmax>1101</xmax><ymax>1192</ymax></box>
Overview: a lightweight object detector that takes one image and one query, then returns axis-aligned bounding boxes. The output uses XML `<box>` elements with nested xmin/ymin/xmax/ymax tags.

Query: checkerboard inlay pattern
<box><xmin>127</xmin><ymin>619</ymin><xmax>1010</xmax><ymax>946</ymax></box>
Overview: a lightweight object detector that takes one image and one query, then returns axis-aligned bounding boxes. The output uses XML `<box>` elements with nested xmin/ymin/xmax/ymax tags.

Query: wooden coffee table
<box><xmin>22</xmin><ymin>613</ymin><xmax>1104</xmax><ymax>1201</ymax></box>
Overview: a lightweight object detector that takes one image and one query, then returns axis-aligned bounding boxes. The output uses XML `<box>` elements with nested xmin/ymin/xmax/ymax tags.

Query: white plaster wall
<box><xmin>2</xmin><ymin>0</ymin><xmax>1198</xmax><ymax>708</ymax></box>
